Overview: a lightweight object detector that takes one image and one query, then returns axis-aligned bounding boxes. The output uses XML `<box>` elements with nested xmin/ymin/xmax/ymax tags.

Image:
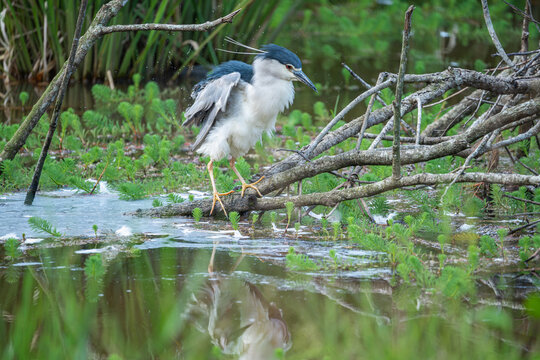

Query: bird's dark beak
<box><xmin>293</xmin><ymin>70</ymin><xmax>318</xmax><ymax>93</ymax></box>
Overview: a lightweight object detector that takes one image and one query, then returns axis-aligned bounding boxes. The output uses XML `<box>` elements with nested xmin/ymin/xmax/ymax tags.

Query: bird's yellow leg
<box><xmin>207</xmin><ymin>160</ymin><xmax>234</xmax><ymax>216</ymax></box>
<box><xmin>229</xmin><ymin>158</ymin><xmax>265</xmax><ymax>198</ymax></box>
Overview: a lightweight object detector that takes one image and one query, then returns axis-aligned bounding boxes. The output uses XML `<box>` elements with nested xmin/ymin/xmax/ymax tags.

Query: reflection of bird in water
<box><xmin>183</xmin><ymin>38</ymin><xmax>317</xmax><ymax>215</ymax></box>
<box><xmin>185</xmin><ymin>245</ymin><xmax>291</xmax><ymax>359</ymax></box>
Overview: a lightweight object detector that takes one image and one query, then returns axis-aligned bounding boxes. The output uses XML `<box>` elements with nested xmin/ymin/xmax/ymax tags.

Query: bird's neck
<box><xmin>249</xmin><ymin>59</ymin><xmax>295</xmax><ymax>118</ymax></box>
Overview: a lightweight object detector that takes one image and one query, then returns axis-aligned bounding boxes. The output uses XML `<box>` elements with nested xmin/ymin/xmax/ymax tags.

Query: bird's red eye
<box><xmin>286</xmin><ymin>64</ymin><xmax>293</xmax><ymax>71</ymax></box>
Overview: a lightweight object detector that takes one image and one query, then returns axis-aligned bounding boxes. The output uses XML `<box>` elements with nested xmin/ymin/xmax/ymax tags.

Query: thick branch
<box><xmin>134</xmin><ymin>173</ymin><xmax>540</xmax><ymax>217</ymax></box>
<box><xmin>24</xmin><ymin>0</ymin><xmax>88</xmax><ymax>205</ymax></box>
<box><xmin>265</xmin><ymin>68</ymin><xmax>540</xmax><ymax>177</ymax></box>
<box><xmin>392</xmin><ymin>5</ymin><xmax>414</xmax><ymax>180</ymax></box>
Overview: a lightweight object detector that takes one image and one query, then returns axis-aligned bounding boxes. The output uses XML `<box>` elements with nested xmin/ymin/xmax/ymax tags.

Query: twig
<box><xmin>305</xmin><ymin>78</ymin><xmax>394</xmax><ymax>158</ymax></box>
<box><xmin>508</xmin><ymin>219</ymin><xmax>540</xmax><ymax>235</ymax></box>
<box><xmin>356</xmin><ymin>73</ymin><xmax>386</xmax><ymax>150</ymax></box>
<box><xmin>415</xmin><ymin>96</ymin><xmax>422</xmax><ymax>146</ymax></box>
<box><xmin>503</xmin><ymin>146</ymin><xmax>539</xmax><ymax>176</ymax></box>
<box><xmin>423</xmin><ymin>86</ymin><xmax>470</xmax><ymax>108</ymax></box>
<box><xmin>98</xmin><ymin>9</ymin><xmax>241</xmax><ymax>34</ymax></box>
<box><xmin>502</xmin><ymin>0</ymin><xmax>540</xmax><ymax>28</ymax></box>
<box><xmin>24</xmin><ymin>0</ymin><xmax>87</xmax><ymax>205</ymax></box>
<box><xmin>482</xmin><ymin>0</ymin><xmax>517</xmax><ymax>71</ymax></box>
<box><xmin>440</xmin><ymin>131</ymin><xmax>493</xmax><ymax>200</ymax></box>
<box><xmin>341</xmin><ymin>63</ymin><xmax>387</xmax><ymax>106</ymax></box>
<box><xmin>502</xmin><ymin>194</ymin><xmax>540</xmax><ymax>206</ymax></box>
<box><xmin>90</xmin><ymin>156</ymin><xmax>110</xmax><ymax>195</ymax></box>
<box><xmin>520</xmin><ymin>0</ymin><xmax>530</xmax><ymax>55</ymax></box>
<box><xmin>392</xmin><ymin>5</ymin><xmax>415</xmax><ymax>180</ymax></box>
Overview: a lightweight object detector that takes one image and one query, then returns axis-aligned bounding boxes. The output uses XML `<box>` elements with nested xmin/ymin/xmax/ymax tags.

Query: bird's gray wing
<box><xmin>183</xmin><ymin>72</ymin><xmax>242</xmax><ymax>151</ymax></box>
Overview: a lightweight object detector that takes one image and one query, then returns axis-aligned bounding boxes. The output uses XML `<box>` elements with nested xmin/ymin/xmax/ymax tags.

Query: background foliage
<box><xmin>0</xmin><ymin>0</ymin><xmax>536</xmax><ymax>85</ymax></box>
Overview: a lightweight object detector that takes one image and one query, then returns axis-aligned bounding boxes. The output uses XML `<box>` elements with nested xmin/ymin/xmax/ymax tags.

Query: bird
<box><xmin>183</xmin><ymin>39</ymin><xmax>317</xmax><ymax>216</ymax></box>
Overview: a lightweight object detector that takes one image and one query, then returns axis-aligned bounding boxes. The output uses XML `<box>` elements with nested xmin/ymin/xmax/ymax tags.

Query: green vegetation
<box><xmin>1</xmin><ymin>1</ymin><xmax>539</xmax><ymax>358</ymax></box>
<box><xmin>28</xmin><ymin>217</ymin><xmax>61</xmax><ymax>237</ymax></box>
<box><xmin>0</xmin><ymin>246</ymin><xmax>537</xmax><ymax>359</ymax></box>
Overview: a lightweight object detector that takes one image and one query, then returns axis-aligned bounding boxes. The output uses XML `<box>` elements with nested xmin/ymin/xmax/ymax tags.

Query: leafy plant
<box><xmin>192</xmin><ymin>208</ymin><xmax>203</xmax><ymax>222</ymax></box>
<box><xmin>4</xmin><ymin>238</ymin><xmax>22</xmax><ymax>259</ymax></box>
<box><xmin>285</xmin><ymin>201</ymin><xmax>295</xmax><ymax>231</ymax></box>
<box><xmin>28</xmin><ymin>217</ymin><xmax>61</xmax><ymax>237</ymax></box>
<box><xmin>84</xmin><ymin>254</ymin><xmax>105</xmax><ymax>279</ymax></box>
<box><xmin>166</xmin><ymin>193</ymin><xmax>184</xmax><ymax>204</ymax></box>
<box><xmin>116</xmin><ymin>182</ymin><xmax>147</xmax><ymax>200</ymax></box>
<box><xmin>229</xmin><ymin>211</ymin><xmax>240</xmax><ymax>231</ymax></box>
<box><xmin>286</xmin><ymin>247</ymin><xmax>319</xmax><ymax>271</ymax></box>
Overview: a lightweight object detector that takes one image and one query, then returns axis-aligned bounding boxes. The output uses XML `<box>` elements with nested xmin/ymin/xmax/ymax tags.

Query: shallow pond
<box><xmin>1</xmin><ymin>188</ymin><xmax>539</xmax><ymax>359</ymax></box>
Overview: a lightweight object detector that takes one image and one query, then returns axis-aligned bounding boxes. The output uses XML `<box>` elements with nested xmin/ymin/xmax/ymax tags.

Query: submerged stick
<box><xmin>392</xmin><ymin>5</ymin><xmax>414</xmax><ymax>180</ymax></box>
<box><xmin>25</xmin><ymin>0</ymin><xmax>88</xmax><ymax>205</ymax></box>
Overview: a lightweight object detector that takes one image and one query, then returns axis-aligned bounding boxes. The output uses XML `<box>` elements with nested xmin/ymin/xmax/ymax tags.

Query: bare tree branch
<box><xmin>392</xmin><ymin>5</ymin><xmax>415</xmax><ymax>179</ymax></box>
<box><xmin>25</xmin><ymin>0</ymin><xmax>88</xmax><ymax>205</ymax></box>
<box><xmin>133</xmin><ymin>173</ymin><xmax>540</xmax><ymax>217</ymax></box>
<box><xmin>481</xmin><ymin>0</ymin><xmax>517</xmax><ymax>71</ymax></box>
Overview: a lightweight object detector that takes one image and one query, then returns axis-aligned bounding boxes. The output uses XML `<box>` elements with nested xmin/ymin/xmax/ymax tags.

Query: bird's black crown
<box><xmin>257</xmin><ymin>44</ymin><xmax>302</xmax><ymax>68</ymax></box>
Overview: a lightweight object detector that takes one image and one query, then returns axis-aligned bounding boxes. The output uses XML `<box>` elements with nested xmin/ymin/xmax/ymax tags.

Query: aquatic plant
<box><xmin>92</xmin><ymin>224</ymin><xmax>98</xmax><ymax>238</ymax></box>
<box><xmin>84</xmin><ymin>254</ymin><xmax>105</xmax><ymax>279</ymax></box>
<box><xmin>285</xmin><ymin>201</ymin><xmax>295</xmax><ymax>232</ymax></box>
<box><xmin>166</xmin><ymin>193</ymin><xmax>184</xmax><ymax>204</ymax></box>
<box><xmin>285</xmin><ymin>247</ymin><xmax>319</xmax><ymax>271</ymax></box>
<box><xmin>479</xmin><ymin>235</ymin><xmax>498</xmax><ymax>257</ymax></box>
<box><xmin>192</xmin><ymin>208</ymin><xmax>203</xmax><ymax>222</ymax></box>
<box><xmin>294</xmin><ymin>222</ymin><xmax>301</xmax><ymax>238</ymax></box>
<box><xmin>116</xmin><ymin>182</ymin><xmax>147</xmax><ymax>201</ymax></box>
<box><xmin>332</xmin><ymin>222</ymin><xmax>341</xmax><ymax>241</ymax></box>
<box><xmin>19</xmin><ymin>91</ymin><xmax>29</xmax><ymax>106</ymax></box>
<box><xmin>152</xmin><ymin>199</ymin><xmax>163</xmax><ymax>207</ymax></box>
<box><xmin>229</xmin><ymin>211</ymin><xmax>240</xmax><ymax>231</ymax></box>
<box><xmin>28</xmin><ymin>216</ymin><xmax>61</xmax><ymax>237</ymax></box>
<box><xmin>4</xmin><ymin>238</ymin><xmax>22</xmax><ymax>260</ymax></box>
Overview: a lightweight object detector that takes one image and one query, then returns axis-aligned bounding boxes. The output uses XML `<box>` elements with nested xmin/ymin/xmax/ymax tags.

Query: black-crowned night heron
<box><xmin>183</xmin><ymin>40</ymin><xmax>317</xmax><ymax>215</ymax></box>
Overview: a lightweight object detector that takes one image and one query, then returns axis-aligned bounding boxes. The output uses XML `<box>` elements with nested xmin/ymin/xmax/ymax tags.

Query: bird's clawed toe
<box><xmin>210</xmin><ymin>190</ymin><xmax>235</xmax><ymax>216</ymax></box>
<box><xmin>240</xmin><ymin>176</ymin><xmax>265</xmax><ymax>198</ymax></box>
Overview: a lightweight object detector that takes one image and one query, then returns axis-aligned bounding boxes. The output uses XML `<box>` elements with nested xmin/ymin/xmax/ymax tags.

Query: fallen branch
<box><xmin>133</xmin><ymin>172</ymin><xmax>540</xmax><ymax>217</ymax></box>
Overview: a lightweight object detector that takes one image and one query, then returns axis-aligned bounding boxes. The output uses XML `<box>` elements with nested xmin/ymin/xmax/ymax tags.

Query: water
<box><xmin>1</xmin><ymin>188</ymin><xmax>539</xmax><ymax>359</ymax></box>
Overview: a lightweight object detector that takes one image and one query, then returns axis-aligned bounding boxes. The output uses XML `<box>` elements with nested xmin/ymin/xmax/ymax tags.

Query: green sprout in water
<box><xmin>92</xmin><ymin>224</ymin><xmax>98</xmax><ymax>238</ymax></box>
<box><xmin>320</xmin><ymin>217</ymin><xmax>329</xmax><ymax>238</ymax></box>
<box><xmin>285</xmin><ymin>201</ymin><xmax>295</xmax><ymax>232</ymax></box>
<box><xmin>28</xmin><ymin>217</ymin><xmax>61</xmax><ymax>237</ymax></box>
<box><xmin>229</xmin><ymin>212</ymin><xmax>240</xmax><ymax>232</ymax></box>
<box><xmin>270</xmin><ymin>211</ymin><xmax>277</xmax><ymax>225</ymax></box>
<box><xmin>285</xmin><ymin>247</ymin><xmax>319</xmax><ymax>271</ymax></box>
<box><xmin>84</xmin><ymin>254</ymin><xmax>105</xmax><ymax>279</ymax></box>
<box><xmin>497</xmin><ymin>228</ymin><xmax>508</xmax><ymax>261</ymax></box>
<box><xmin>19</xmin><ymin>91</ymin><xmax>29</xmax><ymax>106</ymax></box>
<box><xmin>4</xmin><ymin>238</ymin><xmax>22</xmax><ymax>260</ymax></box>
<box><xmin>166</xmin><ymin>193</ymin><xmax>184</xmax><ymax>204</ymax></box>
<box><xmin>152</xmin><ymin>199</ymin><xmax>163</xmax><ymax>207</ymax></box>
<box><xmin>192</xmin><ymin>208</ymin><xmax>203</xmax><ymax>222</ymax></box>
<box><xmin>332</xmin><ymin>222</ymin><xmax>341</xmax><ymax>240</ymax></box>
<box><xmin>251</xmin><ymin>213</ymin><xmax>260</xmax><ymax>234</ymax></box>
<box><xmin>294</xmin><ymin>222</ymin><xmax>301</xmax><ymax>238</ymax></box>
<box><xmin>437</xmin><ymin>234</ymin><xmax>447</xmax><ymax>254</ymax></box>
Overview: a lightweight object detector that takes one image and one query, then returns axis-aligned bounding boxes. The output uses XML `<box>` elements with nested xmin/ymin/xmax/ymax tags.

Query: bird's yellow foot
<box><xmin>240</xmin><ymin>176</ymin><xmax>265</xmax><ymax>198</ymax></box>
<box><xmin>210</xmin><ymin>190</ymin><xmax>234</xmax><ymax>216</ymax></box>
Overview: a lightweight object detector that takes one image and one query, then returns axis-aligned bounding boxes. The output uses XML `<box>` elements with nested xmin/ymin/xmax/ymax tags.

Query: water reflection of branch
<box><xmin>312</xmin><ymin>279</ymin><xmax>390</xmax><ymax>325</ymax></box>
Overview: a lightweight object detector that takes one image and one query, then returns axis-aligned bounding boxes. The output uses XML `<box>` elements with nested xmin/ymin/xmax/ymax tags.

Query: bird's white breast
<box><xmin>198</xmin><ymin>59</ymin><xmax>295</xmax><ymax>160</ymax></box>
